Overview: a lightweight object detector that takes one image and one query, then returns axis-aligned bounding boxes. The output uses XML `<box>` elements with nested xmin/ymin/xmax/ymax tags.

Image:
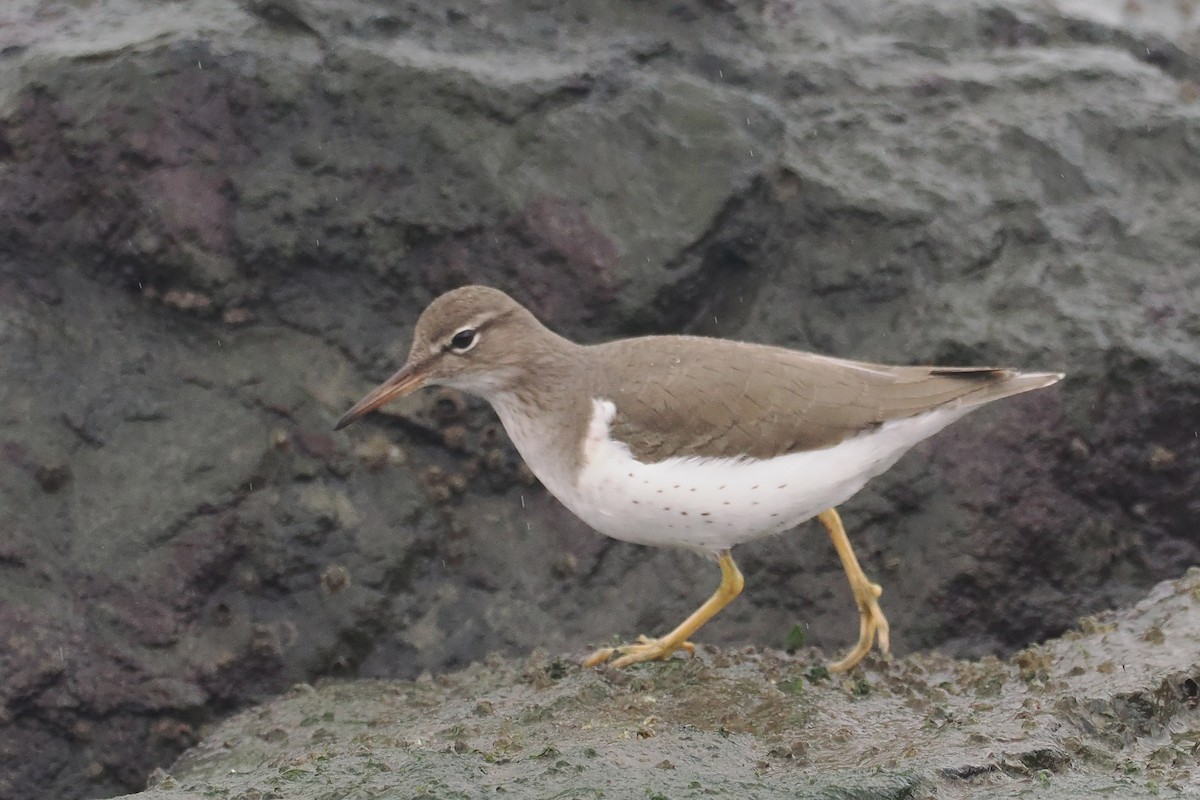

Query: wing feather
<box><xmin>588</xmin><ymin>336</ymin><xmax>1056</xmax><ymax>463</ymax></box>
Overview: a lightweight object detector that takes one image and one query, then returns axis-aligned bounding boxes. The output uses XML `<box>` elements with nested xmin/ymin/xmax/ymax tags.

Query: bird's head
<box><xmin>334</xmin><ymin>285</ymin><xmax>553</xmax><ymax>430</ymax></box>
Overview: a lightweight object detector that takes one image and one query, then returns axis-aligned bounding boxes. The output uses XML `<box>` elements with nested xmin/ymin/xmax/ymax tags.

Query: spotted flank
<box><xmin>548</xmin><ymin>398</ymin><xmax>970</xmax><ymax>552</ymax></box>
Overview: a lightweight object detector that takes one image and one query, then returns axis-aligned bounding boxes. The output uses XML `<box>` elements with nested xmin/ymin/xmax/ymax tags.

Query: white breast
<box><xmin>496</xmin><ymin>396</ymin><xmax>972</xmax><ymax>554</ymax></box>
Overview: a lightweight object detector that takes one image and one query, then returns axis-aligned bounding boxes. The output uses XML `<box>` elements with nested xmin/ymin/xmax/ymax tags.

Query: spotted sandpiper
<box><xmin>336</xmin><ymin>286</ymin><xmax>1063</xmax><ymax>672</ymax></box>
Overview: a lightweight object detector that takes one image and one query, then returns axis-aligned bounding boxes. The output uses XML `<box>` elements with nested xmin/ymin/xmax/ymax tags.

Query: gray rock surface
<box><xmin>0</xmin><ymin>0</ymin><xmax>1198</xmax><ymax>798</ymax></box>
<box><xmin>125</xmin><ymin>570</ymin><xmax>1200</xmax><ymax>799</ymax></box>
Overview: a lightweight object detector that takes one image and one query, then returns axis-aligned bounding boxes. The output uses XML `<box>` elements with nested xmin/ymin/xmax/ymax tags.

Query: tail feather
<box><xmin>931</xmin><ymin>367</ymin><xmax>1065</xmax><ymax>408</ymax></box>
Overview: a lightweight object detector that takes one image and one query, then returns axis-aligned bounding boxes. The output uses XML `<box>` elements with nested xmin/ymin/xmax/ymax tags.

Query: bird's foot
<box><xmin>583</xmin><ymin>634</ymin><xmax>696</xmax><ymax>669</ymax></box>
<box><xmin>828</xmin><ymin>579</ymin><xmax>891</xmax><ymax>673</ymax></box>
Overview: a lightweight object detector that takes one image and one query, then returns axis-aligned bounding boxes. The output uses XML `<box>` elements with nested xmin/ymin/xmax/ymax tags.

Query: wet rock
<box><xmin>320</xmin><ymin>564</ymin><xmax>350</xmax><ymax>595</ymax></box>
<box><xmin>351</xmin><ymin>434</ymin><xmax>405</xmax><ymax>472</ymax></box>
<box><xmin>0</xmin><ymin>0</ymin><xmax>1198</xmax><ymax>798</ymax></box>
<box><xmin>122</xmin><ymin>571</ymin><xmax>1200</xmax><ymax>799</ymax></box>
<box><xmin>33</xmin><ymin>461</ymin><xmax>71</xmax><ymax>493</ymax></box>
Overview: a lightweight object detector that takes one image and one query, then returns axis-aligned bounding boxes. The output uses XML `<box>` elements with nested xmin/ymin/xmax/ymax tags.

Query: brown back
<box><xmin>589</xmin><ymin>335</ymin><xmax>1054</xmax><ymax>462</ymax></box>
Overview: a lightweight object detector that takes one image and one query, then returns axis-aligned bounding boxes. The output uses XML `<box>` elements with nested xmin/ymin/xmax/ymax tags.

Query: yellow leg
<box><xmin>819</xmin><ymin>508</ymin><xmax>891</xmax><ymax>672</ymax></box>
<box><xmin>583</xmin><ymin>551</ymin><xmax>745</xmax><ymax>669</ymax></box>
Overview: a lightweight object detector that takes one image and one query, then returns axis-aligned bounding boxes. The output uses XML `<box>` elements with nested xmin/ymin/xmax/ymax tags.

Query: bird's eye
<box><xmin>449</xmin><ymin>328</ymin><xmax>478</xmax><ymax>352</ymax></box>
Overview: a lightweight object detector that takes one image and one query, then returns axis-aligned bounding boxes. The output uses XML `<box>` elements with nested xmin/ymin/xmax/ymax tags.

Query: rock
<box><xmin>33</xmin><ymin>461</ymin><xmax>72</xmax><ymax>493</ymax></box>
<box><xmin>0</xmin><ymin>0</ymin><xmax>1198</xmax><ymax>798</ymax></box>
<box><xmin>118</xmin><ymin>571</ymin><xmax>1200</xmax><ymax>799</ymax></box>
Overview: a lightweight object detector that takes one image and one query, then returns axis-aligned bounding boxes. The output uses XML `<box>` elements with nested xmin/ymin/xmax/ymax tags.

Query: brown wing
<box><xmin>590</xmin><ymin>335</ymin><xmax>1056</xmax><ymax>462</ymax></box>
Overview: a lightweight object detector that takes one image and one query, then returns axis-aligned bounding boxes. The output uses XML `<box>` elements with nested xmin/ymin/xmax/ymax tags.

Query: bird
<box><xmin>335</xmin><ymin>285</ymin><xmax>1063</xmax><ymax>672</ymax></box>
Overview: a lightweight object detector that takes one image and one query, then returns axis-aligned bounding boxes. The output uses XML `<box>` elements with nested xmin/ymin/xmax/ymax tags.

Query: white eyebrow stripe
<box><xmin>457</xmin><ymin>312</ymin><xmax>496</xmax><ymax>333</ymax></box>
<box><xmin>434</xmin><ymin>312</ymin><xmax>497</xmax><ymax>356</ymax></box>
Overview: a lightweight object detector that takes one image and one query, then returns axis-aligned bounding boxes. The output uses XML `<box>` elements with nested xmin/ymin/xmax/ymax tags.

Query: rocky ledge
<box><xmin>125</xmin><ymin>570</ymin><xmax>1200</xmax><ymax>799</ymax></box>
